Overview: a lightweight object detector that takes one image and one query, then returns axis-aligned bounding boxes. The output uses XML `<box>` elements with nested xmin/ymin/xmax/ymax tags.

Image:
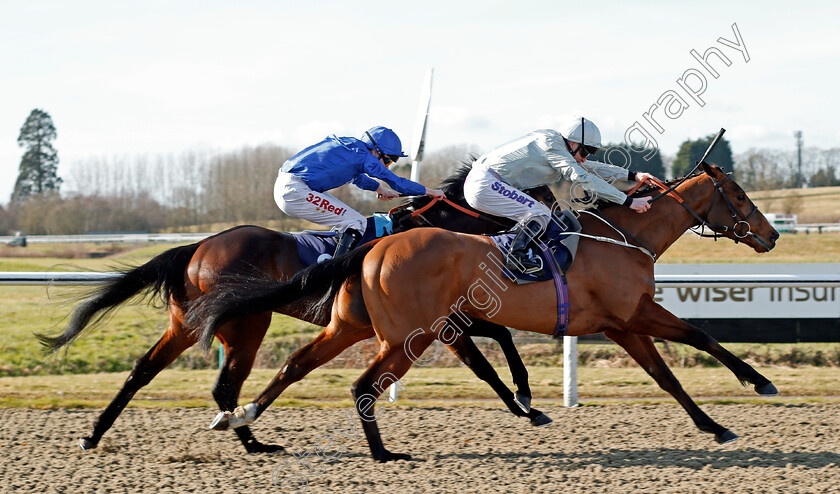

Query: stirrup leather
<box><xmin>333</xmin><ymin>229</ymin><xmax>361</xmax><ymax>257</ymax></box>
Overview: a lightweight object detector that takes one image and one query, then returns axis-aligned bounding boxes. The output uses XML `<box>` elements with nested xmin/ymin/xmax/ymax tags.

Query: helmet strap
<box><xmin>365</xmin><ymin>131</ymin><xmax>386</xmax><ymax>157</ymax></box>
<box><xmin>567</xmin><ymin>116</ymin><xmax>585</xmax><ymax>157</ymax></box>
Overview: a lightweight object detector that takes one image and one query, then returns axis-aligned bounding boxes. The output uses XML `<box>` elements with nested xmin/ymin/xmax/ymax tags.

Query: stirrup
<box><xmin>507</xmin><ymin>249</ymin><xmax>543</xmax><ymax>275</ymax></box>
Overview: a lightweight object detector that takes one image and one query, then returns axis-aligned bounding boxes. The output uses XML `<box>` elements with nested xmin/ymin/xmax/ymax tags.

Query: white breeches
<box><xmin>274</xmin><ymin>172</ymin><xmax>367</xmax><ymax>234</ymax></box>
<box><xmin>463</xmin><ymin>161</ymin><xmax>552</xmax><ymax>227</ymax></box>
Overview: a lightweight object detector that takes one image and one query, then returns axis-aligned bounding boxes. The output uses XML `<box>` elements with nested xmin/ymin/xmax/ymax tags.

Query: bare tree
<box><xmin>201</xmin><ymin>145</ymin><xmax>294</xmax><ymax>223</ymax></box>
<box><xmin>735</xmin><ymin>149</ymin><xmax>791</xmax><ymax>191</ymax></box>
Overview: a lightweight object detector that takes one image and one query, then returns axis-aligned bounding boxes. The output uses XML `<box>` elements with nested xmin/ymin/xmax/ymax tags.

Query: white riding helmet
<box><xmin>561</xmin><ymin>116</ymin><xmax>603</xmax><ymax>151</ymax></box>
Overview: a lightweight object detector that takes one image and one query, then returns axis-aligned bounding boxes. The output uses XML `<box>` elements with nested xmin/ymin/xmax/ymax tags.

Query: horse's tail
<box><xmin>187</xmin><ymin>242</ymin><xmax>376</xmax><ymax>352</ymax></box>
<box><xmin>35</xmin><ymin>242</ymin><xmax>201</xmax><ymax>354</ymax></box>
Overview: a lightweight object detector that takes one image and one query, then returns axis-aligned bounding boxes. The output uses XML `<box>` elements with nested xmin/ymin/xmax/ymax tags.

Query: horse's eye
<box><xmin>737</xmin><ymin>194</ymin><xmax>746</xmax><ymax>201</ymax></box>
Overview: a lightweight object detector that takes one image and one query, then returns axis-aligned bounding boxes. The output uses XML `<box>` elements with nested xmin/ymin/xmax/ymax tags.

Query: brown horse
<box><xmin>187</xmin><ymin>162</ymin><xmax>781</xmax><ymax>462</ymax></box>
<box><xmin>37</xmin><ymin>164</ymin><xmax>554</xmax><ymax>454</ymax></box>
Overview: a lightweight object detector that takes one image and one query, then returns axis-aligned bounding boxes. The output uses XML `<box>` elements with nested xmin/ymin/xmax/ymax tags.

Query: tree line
<box><xmin>4</xmin><ymin>109</ymin><xmax>839</xmax><ymax>235</ymax></box>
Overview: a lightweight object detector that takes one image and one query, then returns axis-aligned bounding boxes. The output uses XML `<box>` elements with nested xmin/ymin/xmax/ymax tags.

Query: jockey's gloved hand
<box><xmin>634</xmin><ymin>172</ymin><xmax>657</xmax><ymax>185</ymax></box>
<box><xmin>630</xmin><ymin>197</ymin><xmax>652</xmax><ymax>213</ymax></box>
<box><xmin>376</xmin><ymin>186</ymin><xmax>400</xmax><ymax>200</ymax></box>
<box><xmin>425</xmin><ymin>188</ymin><xmax>445</xmax><ymax>199</ymax></box>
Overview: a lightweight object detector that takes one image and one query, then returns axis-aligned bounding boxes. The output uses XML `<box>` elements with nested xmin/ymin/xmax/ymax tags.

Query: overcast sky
<box><xmin>2</xmin><ymin>1</ymin><xmax>838</xmax><ymax>202</ymax></box>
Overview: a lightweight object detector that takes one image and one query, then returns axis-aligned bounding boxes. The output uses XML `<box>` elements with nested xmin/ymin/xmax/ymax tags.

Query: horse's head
<box><xmin>699</xmin><ymin>162</ymin><xmax>779</xmax><ymax>252</ymax></box>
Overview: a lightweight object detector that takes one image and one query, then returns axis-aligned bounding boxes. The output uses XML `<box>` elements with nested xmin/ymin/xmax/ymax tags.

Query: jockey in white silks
<box><xmin>464</xmin><ymin>116</ymin><xmax>658</xmax><ymax>273</ymax></box>
<box><xmin>275</xmin><ymin>126</ymin><xmax>445</xmax><ymax>257</ymax></box>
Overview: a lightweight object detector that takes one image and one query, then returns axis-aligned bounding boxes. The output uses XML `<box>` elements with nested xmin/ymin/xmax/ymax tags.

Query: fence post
<box><xmin>563</xmin><ymin>335</ymin><xmax>578</xmax><ymax>407</ymax></box>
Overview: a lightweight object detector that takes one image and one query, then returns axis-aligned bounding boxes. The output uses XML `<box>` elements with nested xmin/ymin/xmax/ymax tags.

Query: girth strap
<box><xmin>537</xmin><ymin>242</ymin><xmax>570</xmax><ymax>338</ymax></box>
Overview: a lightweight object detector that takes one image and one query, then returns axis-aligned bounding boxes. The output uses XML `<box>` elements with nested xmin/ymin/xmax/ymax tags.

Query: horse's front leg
<box><xmin>463</xmin><ymin>319</ymin><xmax>533</xmax><ymax>412</ymax></box>
<box><xmin>447</xmin><ymin>330</ymin><xmax>552</xmax><ymax>427</ymax></box>
<box><xmin>629</xmin><ymin>295</ymin><xmax>777</xmax><ymax>395</ymax></box>
<box><xmin>605</xmin><ymin>329</ymin><xmax>737</xmax><ymax>444</ymax></box>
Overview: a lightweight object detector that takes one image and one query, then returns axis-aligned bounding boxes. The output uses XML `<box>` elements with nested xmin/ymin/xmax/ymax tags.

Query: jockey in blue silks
<box><xmin>275</xmin><ymin>126</ymin><xmax>445</xmax><ymax>257</ymax></box>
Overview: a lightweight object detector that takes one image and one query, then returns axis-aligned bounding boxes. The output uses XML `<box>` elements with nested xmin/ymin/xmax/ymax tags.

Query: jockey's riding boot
<box><xmin>506</xmin><ymin>220</ymin><xmax>544</xmax><ymax>274</ymax></box>
<box><xmin>333</xmin><ymin>229</ymin><xmax>362</xmax><ymax>257</ymax></box>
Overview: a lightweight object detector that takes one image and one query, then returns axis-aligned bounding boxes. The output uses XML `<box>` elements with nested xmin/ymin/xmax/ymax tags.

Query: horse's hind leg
<box><xmin>631</xmin><ymin>295</ymin><xmax>777</xmax><ymax>395</ymax></box>
<box><xmin>447</xmin><ymin>333</ymin><xmax>552</xmax><ymax>427</ymax></box>
<box><xmin>213</xmin><ymin>312</ymin><xmax>283</xmax><ymax>453</ymax></box>
<box><xmin>209</xmin><ymin>321</ymin><xmax>374</xmax><ymax>431</ymax></box>
<box><xmin>79</xmin><ymin>318</ymin><xmax>196</xmax><ymax>450</ymax></box>
<box><xmin>606</xmin><ymin>330</ymin><xmax>737</xmax><ymax>444</ymax></box>
<box><xmin>464</xmin><ymin>319</ymin><xmax>533</xmax><ymax>414</ymax></box>
<box><xmin>351</xmin><ymin>344</ymin><xmax>417</xmax><ymax>462</ymax></box>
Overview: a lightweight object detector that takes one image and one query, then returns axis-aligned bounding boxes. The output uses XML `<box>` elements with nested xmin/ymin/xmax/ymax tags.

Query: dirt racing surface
<box><xmin>2</xmin><ymin>403</ymin><xmax>839</xmax><ymax>493</ymax></box>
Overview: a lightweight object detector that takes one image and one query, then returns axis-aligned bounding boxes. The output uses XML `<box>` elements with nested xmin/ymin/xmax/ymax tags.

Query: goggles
<box><xmin>580</xmin><ymin>145</ymin><xmax>599</xmax><ymax>158</ymax></box>
<box><xmin>365</xmin><ymin>131</ymin><xmax>401</xmax><ymax>165</ymax></box>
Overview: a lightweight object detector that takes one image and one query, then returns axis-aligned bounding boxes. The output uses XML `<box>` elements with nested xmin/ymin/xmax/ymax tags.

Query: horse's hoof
<box><xmin>755</xmin><ymin>382</ymin><xmax>779</xmax><ymax>396</ymax></box>
<box><xmin>226</xmin><ymin>403</ymin><xmax>258</xmax><ymax>429</ymax></box>
<box><xmin>530</xmin><ymin>412</ymin><xmax>553</xmax><ymax>427</ymax></box>
<box><xmin>514</xmin><ymin>392</ymin><xmax>531</xmax><ymax>413</ymax></box>
<box><xmin>374</xmin><ymin>450</ymin><xmax>412</xmax><ymax>462</ymax></box>
<box><xmin>245</xmin><ymin>441</ymin><xmax>285</xmax><ymax>454</ymax></box>
<box><xmin>716</xmin><ymin>429</ymin><xmax>739</xmax><ymax>444</ymax></box>
<box><xmin>78</xmin><ymin>437</ymin><xmax>97</xmax><ymax>451</ymax></box>
<box><xmin>209</xmin><ymin>411</ymin><xmax>232</xmax><ymax>431</ymax></box>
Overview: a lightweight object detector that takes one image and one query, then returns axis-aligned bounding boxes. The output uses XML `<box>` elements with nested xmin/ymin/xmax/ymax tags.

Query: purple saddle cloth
<box><xmin>488</xmin><ymin>214</ymin><xmax>573</xmax><ymax>282</ymax></box>
<box><xmin>292</xmin><ymin>214</ymin><xmax>392</xmax><ymax>267</ymax></box>
<box><xmin>488</xmin><ymin>218</ymin><xmax>573</xmax><ymax>338</ymax></box>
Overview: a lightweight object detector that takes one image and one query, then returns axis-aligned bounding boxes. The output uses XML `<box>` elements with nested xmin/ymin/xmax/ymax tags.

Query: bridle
<box><xmin>642</xmin><ymin>127</ymin><xmax>758</xmax><ymax>242</ymax></box>
<box><xmin>645</xmin><ymin>171</ymin><xmax>759</xmax><ymax>242</ymax></box>
<box><xmin>591</xmin><ymin>170</ymin><xmax>760</xmax><ymax>263</ymax></box>
<box><xmin>701</xmin><ymin>173</ymin><xmax>759</xmax><ymax>241</ymax></box>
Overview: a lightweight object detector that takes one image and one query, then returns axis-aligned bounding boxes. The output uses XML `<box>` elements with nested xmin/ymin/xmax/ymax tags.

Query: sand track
<box><xmin>2</xmin><ymin>404</ymin><xmax>838</xmax><ymax>493</ymax></box>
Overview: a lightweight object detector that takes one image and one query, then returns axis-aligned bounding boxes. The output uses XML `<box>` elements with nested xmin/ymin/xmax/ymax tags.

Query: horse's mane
<box><xmin>630</xmin><ymin>173</ymin><xmax>694</xmax><ymax>197</ymax></box>
<box><xmin>399</xmin><ymin>154</ymin><xmax>477</xmax><ymax>211</ymax></box>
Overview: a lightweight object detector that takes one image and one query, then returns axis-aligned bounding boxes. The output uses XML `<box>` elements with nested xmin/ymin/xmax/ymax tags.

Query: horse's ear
<box><xmin>700</xmin><ymin>161</ymin><xmax>717</xmax><ymax>177</ymax></box>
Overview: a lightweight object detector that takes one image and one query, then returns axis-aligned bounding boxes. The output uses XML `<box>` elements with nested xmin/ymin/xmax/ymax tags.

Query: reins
<box><xmin>620</xmin><ymin>126</ymin><xmax>760</xmax><ymax>247</ymax></box>
<box><xmin>409</xmin><ymin>196</ymin><xmax>480</xmax><ymax>219</ymax></box>
<box><xmin>386</xmin><ymin>126</ymin><xmax>755</xmax><ymax>261</ymax></box>
<box><xmin>390</xmin><ymin>195</ymin><xmax>511</xmax><ymax>230</ymax></box>
<box><xmin>558</xmin><ymin>210</ymin><xmax>658</xmax><ymax>261</ymax></box>
<box><xmin>650</xmin><ymin>128</ymin><xmax>726</xmax><ymax>204</ymax></box>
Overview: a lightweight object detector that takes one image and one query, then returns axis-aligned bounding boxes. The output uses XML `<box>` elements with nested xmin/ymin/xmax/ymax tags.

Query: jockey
<box><xmin>275</xmin><ymin>126</ymin><xmax>445</xmax><ymax>257</ymax></box>
<box><xmin>464</xmin><ymin>116</ymin><xmax>658</xmax><ymax>273</ymax></box>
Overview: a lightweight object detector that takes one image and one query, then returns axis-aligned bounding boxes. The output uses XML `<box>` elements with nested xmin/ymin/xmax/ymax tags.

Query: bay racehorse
<box><xmin>37</xmin><ymin>163</ymin><xmax>554</xmax><ymax>454</ymax></box>
<box><xmin>187</xmin><ymin>162</ymin><xmax>781</xmax><ymax>462</ymax></box>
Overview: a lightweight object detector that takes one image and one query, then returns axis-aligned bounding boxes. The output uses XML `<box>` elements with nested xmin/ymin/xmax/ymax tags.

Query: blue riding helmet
<box><xmin>361</xmin><ymin>126</ymin><xmax>408</xmax><ymax>157</ymax></box>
